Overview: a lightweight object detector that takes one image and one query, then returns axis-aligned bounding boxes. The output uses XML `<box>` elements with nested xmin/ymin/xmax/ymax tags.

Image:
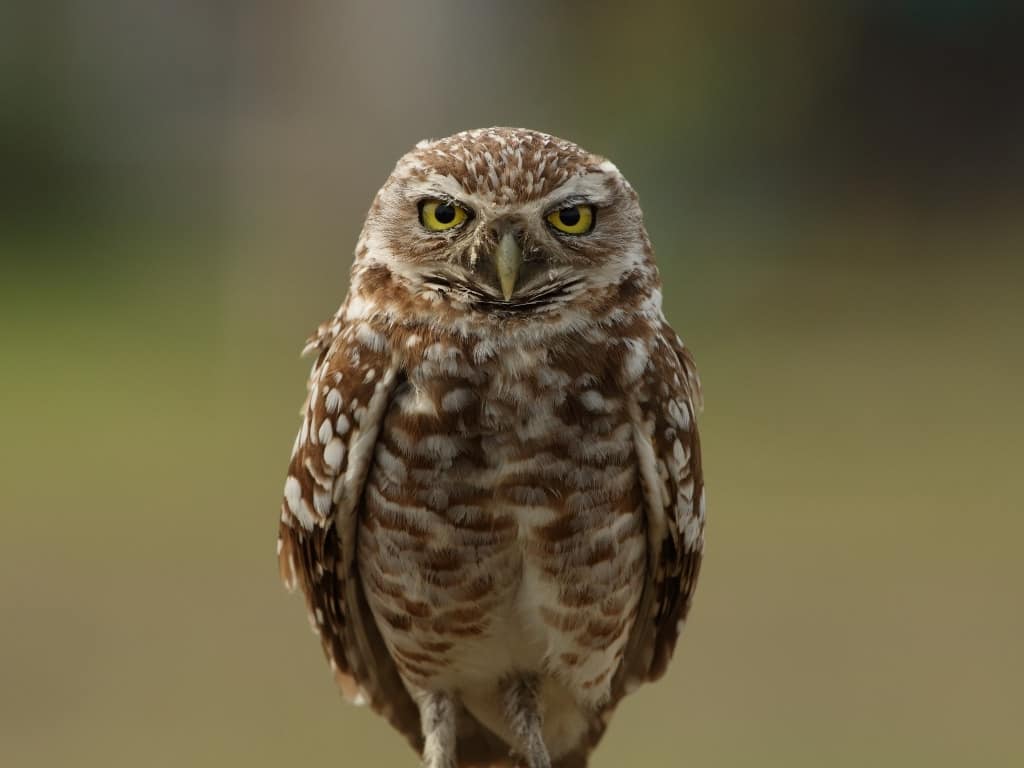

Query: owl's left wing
<box><xmin>277</xmin><ymin>313</ymin><xmax>421</xmax><ymax>744</ymax></box>
<box><xmin>620</xmin><ymin>320</ymin><xmax>706</xmax><ymax>689</ymax></box>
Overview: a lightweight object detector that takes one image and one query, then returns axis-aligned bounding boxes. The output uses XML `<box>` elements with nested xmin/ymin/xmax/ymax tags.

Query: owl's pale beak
<box><xmin>494</xmin><ymin>232</ymin><xmax>522</xmax><ymax>302</ymax></box>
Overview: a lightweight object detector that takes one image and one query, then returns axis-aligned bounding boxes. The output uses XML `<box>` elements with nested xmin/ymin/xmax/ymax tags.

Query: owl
<box><xmin>278</xmin><ymin>128</ymin><xmax>705</xmax><ymax>768</ymax></box>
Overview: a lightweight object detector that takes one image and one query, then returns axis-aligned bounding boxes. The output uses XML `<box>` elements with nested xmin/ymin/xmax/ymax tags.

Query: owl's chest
<box><xmin>360</xmin><ymin>338</ymin><xmax>644</xmax><ymax>670</ymax></box>
<box><xmin>380</xmin><ymin>340</ymin><xmax>638</xmax><ymax>499</ymax></box>
<box><xmin>400</xmin><ymin>342</ymin><xmax>572</xmax><ymax>436</ymax></box>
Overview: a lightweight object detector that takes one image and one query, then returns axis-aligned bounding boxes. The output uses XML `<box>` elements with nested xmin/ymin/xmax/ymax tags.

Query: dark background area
<box><xmin>2</xmin><ymin>3</ymin><xmax>1022</xmax><ymax>766</ymax></box>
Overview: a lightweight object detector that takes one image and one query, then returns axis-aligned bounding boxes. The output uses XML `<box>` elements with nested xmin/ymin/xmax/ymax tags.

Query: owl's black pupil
<box><xmin>434</xmin><ymin>203</ymin><xmax>456</xmax><ymax>224</ymax></box>
<box><xmin>559</xmin><ymin>207</ymin><xmax>581</xmax><ymax>226</ymax></box>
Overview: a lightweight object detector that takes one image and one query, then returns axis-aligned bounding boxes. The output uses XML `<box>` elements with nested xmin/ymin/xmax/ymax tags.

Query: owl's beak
<box><xmin>494</xmin><ymin>232</ymin><xmax>522</xmax><ymax>302</ymax></box>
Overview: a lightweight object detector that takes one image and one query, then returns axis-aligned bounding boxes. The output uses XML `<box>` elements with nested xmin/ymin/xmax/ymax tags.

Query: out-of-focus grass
<box><xmin>1</xmin><ymin>215</ymin><xmax>1022</xmax><ymax>767</ymax></box>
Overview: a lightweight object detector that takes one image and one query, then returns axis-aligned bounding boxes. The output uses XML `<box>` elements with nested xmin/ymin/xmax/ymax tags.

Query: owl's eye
<box><xmin>546</xmin><ymin>204</ymin><xmax>595</xmax><ymax>235</ymax></box>
<box><xmin>419</xmin><ymin>199</ymin><xmax>470</xmax><ymax>232</ymax></box>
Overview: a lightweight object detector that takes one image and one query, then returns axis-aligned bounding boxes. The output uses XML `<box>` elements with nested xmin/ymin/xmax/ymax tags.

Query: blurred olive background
<box><xmin>3</xmin><ymin>2</ymin><xmax>1023</xmax><ymax>766</ymax></box>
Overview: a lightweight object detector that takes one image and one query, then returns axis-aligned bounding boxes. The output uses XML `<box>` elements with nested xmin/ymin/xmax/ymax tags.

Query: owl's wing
<box><xmin>277</xmin><ymin>313</ymin><xmax>421</xmax><ymax>746</ymax></box>
<box><xmin>620</xmin><ymin>320</ymin><xmax>706</xmax><ymax>691</ymax></box>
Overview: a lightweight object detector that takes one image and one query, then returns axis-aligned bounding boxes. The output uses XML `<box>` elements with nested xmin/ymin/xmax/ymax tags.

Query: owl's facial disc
<box><xmin>360</xmin><ymin>128</ymin><xmax>653</xmax><ymax>320</ymax></box>
<box><xmin>401</xmin><ymin>191</ymin><xmax>617</xmax><ymax>315</ymax></box>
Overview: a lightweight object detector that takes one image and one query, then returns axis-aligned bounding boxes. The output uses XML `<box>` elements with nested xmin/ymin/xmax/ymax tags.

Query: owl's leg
<box><xmin>415</xmin><ymin>689</ymin><xmax>457</xmax><ymax>768</ymax></box>
<box><xmin>501</xmin><ymin>674</ymin><xmax>552</xmax><ymax>768</ymax></box>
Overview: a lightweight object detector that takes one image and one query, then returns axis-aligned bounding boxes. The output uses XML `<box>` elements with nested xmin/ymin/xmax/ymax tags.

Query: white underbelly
<box><xmin>425</xmin><ymin>508</ymin><xmax>555</xmax><ymax>689</ymax></box>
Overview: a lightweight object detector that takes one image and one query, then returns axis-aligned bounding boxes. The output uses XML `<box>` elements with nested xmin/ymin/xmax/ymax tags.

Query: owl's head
<box><xmin>350</xmin><ymin>128</ymin><xmax>660</xmax><ymax>331</ymax></box>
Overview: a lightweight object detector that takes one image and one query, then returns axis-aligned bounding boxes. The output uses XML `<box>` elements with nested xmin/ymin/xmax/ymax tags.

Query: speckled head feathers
<box><xmin>398</xmin><ymin>127</ymin><xmax>614</xmax><ymax>206</ymax></box>
<box><xmin>348</xmin><ymin>127</ymin><xmax>658</xmax><ymax>334</ymax></box>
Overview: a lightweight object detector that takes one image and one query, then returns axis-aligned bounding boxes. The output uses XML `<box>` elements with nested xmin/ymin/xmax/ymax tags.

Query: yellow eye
<box><xmin>419</xmin><ymin>199</ymin><xmax>469</xmax><ymax>231</ymax></box>
<box><xmin>546</xmin><ymin>204</ymin><xmax>595</xmax><ymax>235</ymax></box>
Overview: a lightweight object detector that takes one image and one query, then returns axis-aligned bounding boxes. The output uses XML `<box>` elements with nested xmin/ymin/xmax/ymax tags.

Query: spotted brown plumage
<box><xmin>277</xmin><ymin>127</ymin><xmax>705</xmax><ymax>768</ymax></box>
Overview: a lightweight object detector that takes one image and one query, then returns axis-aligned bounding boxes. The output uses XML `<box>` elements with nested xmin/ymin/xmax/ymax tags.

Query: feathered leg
<box><xmin>416</xmin><ymin>689</ymin><xmax>456</xmax><ymax>768</ymax></box>
<box><xmin>501</xmin><ymin>675</ymin><xmax>551</xmax><ymax>768</ymax></box>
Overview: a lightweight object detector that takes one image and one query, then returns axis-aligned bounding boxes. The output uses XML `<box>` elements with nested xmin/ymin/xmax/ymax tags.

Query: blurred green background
<box><xmin>3</xmin><ymin>2</ymin><xmax>1023</xmax><ymax>766</ymax></box>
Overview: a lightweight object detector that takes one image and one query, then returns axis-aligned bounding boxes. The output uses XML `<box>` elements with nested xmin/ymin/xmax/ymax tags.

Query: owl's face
<box><xmin>352</xmin><ymin>128</ymin><xmax>657</xmax><ymax>328</ymax></box>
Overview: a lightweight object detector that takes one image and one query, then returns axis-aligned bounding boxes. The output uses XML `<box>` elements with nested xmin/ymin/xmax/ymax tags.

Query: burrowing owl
<box><xmin>278</xmin><ymin>127</ymin><xmax>705</xmax><ymax>768</ymax></box>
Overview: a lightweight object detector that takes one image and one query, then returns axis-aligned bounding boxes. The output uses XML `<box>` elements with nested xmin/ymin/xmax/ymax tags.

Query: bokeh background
<box><xmin>3</xmin><ymin>2</ymin><xmax>1023</xmax><ymax>766</ymax></box>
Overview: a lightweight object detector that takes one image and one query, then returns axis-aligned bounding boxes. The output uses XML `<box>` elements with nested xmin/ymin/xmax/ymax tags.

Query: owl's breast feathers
<box><xmin>278</xmin><ymin>294</ymin><xmax>704</xmax><ymax>762</ymax></box>
<box><xmin>360</xmin><ymin>323</ymin><xmax>650</xmax><ymax>710</ymax></box>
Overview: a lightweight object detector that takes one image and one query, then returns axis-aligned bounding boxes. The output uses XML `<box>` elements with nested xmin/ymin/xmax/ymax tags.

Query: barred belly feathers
<box><xmin>277</xmin><ymin>128</ymin><xmax>705</xmax><ymax>768</ymax></box>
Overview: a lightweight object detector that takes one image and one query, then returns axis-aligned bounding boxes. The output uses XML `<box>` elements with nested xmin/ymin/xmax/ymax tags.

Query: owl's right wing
<box><xmin>276</xmin><ymin>312</ymin><xmax>421</xmax><ymax>745</ymax></box>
